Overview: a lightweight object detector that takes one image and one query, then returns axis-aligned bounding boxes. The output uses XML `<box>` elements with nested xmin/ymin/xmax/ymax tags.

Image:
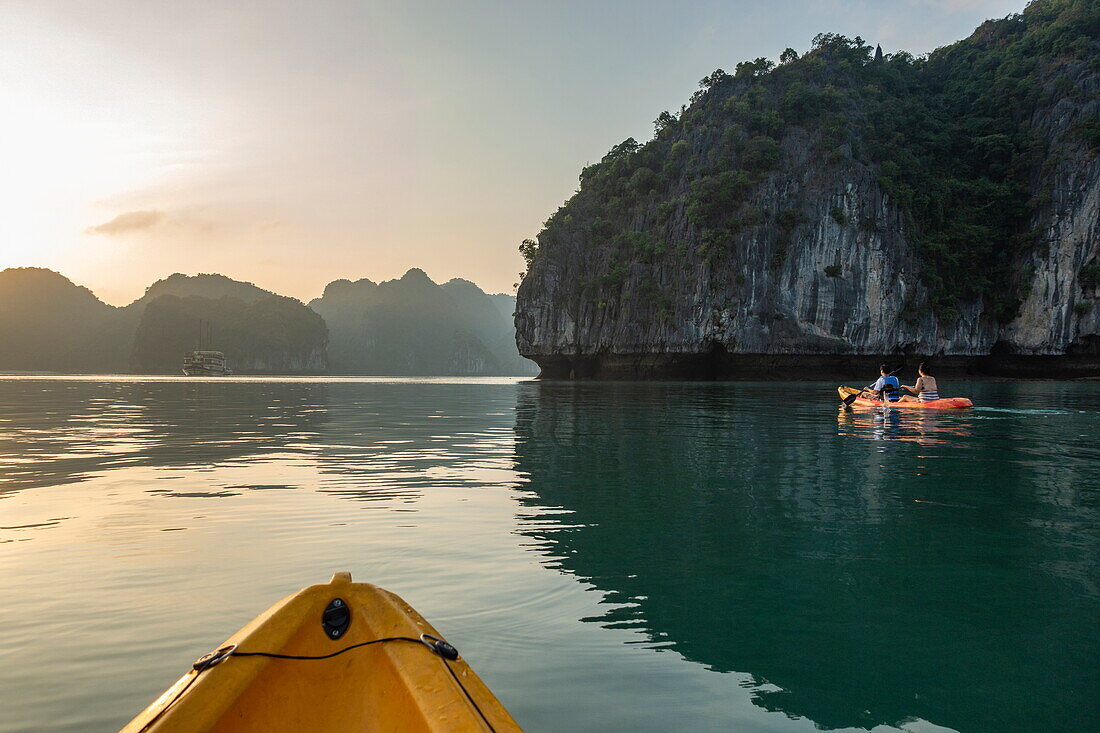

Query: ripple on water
<box><xmin>0</xmin><ymin>378</ymin><xmax>1096</xmax><ymax>733</ymax></box>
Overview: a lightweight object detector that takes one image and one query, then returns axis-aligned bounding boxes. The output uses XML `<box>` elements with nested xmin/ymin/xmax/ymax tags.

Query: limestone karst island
<box><xmin>516</xmin><ymin>3</ymin><xmax>1099</xmax><ymax>379</ymax></box>
<box><xmin>0</xmin><ymin>2</ymin><xmax>1097</xmax><ymax>733</ymax></box>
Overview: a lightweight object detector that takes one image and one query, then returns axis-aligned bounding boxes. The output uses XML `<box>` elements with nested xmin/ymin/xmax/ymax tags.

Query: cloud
<box><xmin>85</xmin><ymin>209</ymin><xmax>164</xmax><ymax>236</ymax></box>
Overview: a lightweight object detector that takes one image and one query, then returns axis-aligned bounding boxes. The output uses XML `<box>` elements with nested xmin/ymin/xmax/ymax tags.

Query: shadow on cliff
<box><xmin>511</xmin><ymin>380</ymin><xmax>1093</xmax><ymax>732</ymax></box>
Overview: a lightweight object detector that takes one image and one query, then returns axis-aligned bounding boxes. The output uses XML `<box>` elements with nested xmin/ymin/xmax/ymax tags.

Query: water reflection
<box><xmin>0</xmin><ymin>378</ymin><xmax>1096</xmax><ymax>732</ymax></box>
<box><xmin>0</xmin><ymin>380</ymin><xmax>521</xmax><ymax>508</ymax></box>
<box><xmin>0</xmin><ymin>377</ymin><xmax>533</xmax><ymax>732</ymax></box>
<box><xmin>513</xmin><ymin>381</ymin><xmax>1099</xmax><ymax>732</ymax></box>
<box><xmin>837</xmin><ymin>406</ymin><xmax>975</xmax><ymax>444</ymax></box>
<box><xmin>310</xmin><ymin>383</ymin><xmax>521</xmax><ymax>502</ymax></box>
<box><xmin>0</xmin><ymin>380</ymin><xmax>328</xmax><ymax>495</ymax></box>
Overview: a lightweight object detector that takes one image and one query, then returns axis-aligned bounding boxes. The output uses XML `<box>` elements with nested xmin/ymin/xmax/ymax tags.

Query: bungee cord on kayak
<box><xmin>126</xmin><ymin>573</ymin><xmax>515</xmax><ymax>733</ymax></box>
<box><xmin>231</xmin><ymin>636</ymin><xmax>495</xmax><ymax>733</ymax></box>
<box><xmin>139</xmin><ymin>635</ymin><xmax>484</xmax><ymax>733</ymax></box>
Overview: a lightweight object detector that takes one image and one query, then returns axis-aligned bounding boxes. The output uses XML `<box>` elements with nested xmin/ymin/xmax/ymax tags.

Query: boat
<box><xmin>838</xmin><ymin>386</ymin><xmax>973</xmax><ymax>409</ymax></box>
<box><xmin>122</xmin><ymin>572</ymin><xmax>521</xmax><ymax>732</ymax></box>
<box><xmin>182</xmin><ymin>320</ymin><xmax>231</xmax><ymax>376</ymax></box>
<box><xmin>182</xmin><ymin>350</ymin><xmax>231</xmax><ymax>376</ymax></box>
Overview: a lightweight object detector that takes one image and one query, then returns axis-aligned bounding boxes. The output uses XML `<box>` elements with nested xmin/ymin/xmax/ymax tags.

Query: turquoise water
<box><xmin>0</xmin><ymin>377</ymin><xmax>1097</xmax><ymax>732</ymax></box>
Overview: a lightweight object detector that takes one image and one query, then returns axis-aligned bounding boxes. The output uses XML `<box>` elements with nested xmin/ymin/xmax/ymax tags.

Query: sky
<box><xmin>0</xmin><ymin>0</ymin><xmax>1025</xmax><ymax>305</ymax></box>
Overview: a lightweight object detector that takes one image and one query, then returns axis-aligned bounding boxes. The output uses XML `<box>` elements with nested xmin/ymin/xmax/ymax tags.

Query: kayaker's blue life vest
<box><xmin>872</xmin><ymin>375</ymin><xmax>901</xmax><ymax>401</ymax></box>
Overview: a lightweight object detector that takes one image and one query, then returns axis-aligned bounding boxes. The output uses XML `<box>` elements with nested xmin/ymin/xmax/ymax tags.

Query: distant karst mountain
<box><xmin>310</xmin><ymin>268</ymin><xmax>536</xmax><ymax>375</ymax></box>
<box><xmin>128</xmin><ymin>274</ymin><xmax>328</xmax><ymax>374</ymax></box>
<box><xmin>0</xmin><ymin>268</ymin><xmax>117</xmax><ymax>372</ymax></box>
<box><xmin>132</xmin><ymin>272</ymin><xmax>273</xmax><ymax>307</ymax></box>
<box><xmin>515</xmin><ymin>0</ymin><xmax>1100</xmax><ymax>378</ymax></box>
<box><xmin>0</xmin><ymin>268</ymin><xmax>327</xmax><ymax>374</ymax></box>
<box><xmin>0</xmin><ymin>267</ymin><xmax>533</xmax><ymax>375</ymax></box>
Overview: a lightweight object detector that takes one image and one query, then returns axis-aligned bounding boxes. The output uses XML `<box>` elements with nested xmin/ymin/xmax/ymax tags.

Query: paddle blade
<box><xmin>839</xmin><ymin>387</ymin><xmax>862</xmax><ymax>405</ymax></box>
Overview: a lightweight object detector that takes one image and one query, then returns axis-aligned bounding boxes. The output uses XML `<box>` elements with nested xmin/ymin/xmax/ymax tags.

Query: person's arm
<box><xmin>904</xmin><ymin>377</ymin><xmax>923</xmax><ymax>394</ymax></box>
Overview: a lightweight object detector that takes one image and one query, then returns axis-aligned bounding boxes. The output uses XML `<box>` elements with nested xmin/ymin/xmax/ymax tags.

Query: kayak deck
<box><xmin>838</xmin><ymin>386</ymin><xmax>973</xmax><ymax>409</ymax></box>
<box><xmin>123</xmin><ymin>572</ymin><xmax>520</xmax><ymax>732</ymax></box>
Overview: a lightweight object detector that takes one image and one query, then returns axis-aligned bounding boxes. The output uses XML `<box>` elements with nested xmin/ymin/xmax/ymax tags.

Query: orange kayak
<box><xmin>838</xmin><ymin>386</ymin><xmax>973</xmax><ymax>409</ymax></box>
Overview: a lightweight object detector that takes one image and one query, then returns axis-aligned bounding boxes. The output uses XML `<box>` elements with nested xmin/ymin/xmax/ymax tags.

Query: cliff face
<box><xmin>310</xmin><ymin>269</ymin><xmax>537</xmax><ymax>375</ymax></box>
<box><xmin>1004</xmin><ymin>59</ymin><xmax>1100</xmax><ymax>355</ymax></box>
<box><xmin>516</xmin><ymin>0</ymin><xmax>1099</xmax><ymax>378</ymax></box>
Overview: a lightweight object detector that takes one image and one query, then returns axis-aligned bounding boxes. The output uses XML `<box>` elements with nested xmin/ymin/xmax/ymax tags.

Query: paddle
<box><xmin>842</xmin><ymin>364</ymin><xmax>904</xmax><ymax>406</ymax></box>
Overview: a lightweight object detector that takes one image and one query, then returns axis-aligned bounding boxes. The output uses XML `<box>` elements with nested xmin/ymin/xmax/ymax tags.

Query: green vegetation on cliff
<box><xmin>520</xmin><ymin>0</ymin><xmax>1098</xmax><ymax>324</ymax></box>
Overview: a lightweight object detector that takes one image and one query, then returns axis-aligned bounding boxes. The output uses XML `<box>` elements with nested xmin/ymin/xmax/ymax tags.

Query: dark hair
<box><xmin>919</xmin><ymin>361</ymin><xmax>932</xmax><ymax>375</ymax></box>
<box><xmin>879</xmin><ymin>363</ymin><xmax>889</xmax><ymax>373</ymax></box>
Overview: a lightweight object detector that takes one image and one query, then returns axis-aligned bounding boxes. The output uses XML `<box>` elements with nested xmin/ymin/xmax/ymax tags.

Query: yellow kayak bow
<box><xmin>123</xmin><ymin>573</ymin><xmax>521</xmax><ymax>732</ymax></box>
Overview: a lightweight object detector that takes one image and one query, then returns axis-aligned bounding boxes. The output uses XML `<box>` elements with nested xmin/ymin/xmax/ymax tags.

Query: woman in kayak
<box><xmin>900</xmin><ymin>362</ymin><xmax>940</xmax><ymax>402</ymax></box>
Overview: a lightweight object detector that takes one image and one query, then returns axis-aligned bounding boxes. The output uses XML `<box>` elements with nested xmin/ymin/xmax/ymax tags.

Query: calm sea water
<box><xmin>0</xmin><ymin>377</ymin><xmax>1097</xmax><ymax>732</ymax></box>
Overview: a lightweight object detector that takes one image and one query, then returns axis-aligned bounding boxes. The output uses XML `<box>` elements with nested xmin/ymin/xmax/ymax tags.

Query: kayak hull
<box><xmin>123</xmin><ymin>573</ymin><xmax>520</xmax><ymax>732</ymax></box>
<box><xmin>838</xmin><ymin>386</ymin><xmax>973</xmax><ymax>409</ymax></box>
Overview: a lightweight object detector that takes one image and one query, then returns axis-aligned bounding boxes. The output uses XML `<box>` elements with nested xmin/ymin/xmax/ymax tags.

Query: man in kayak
<box><xmin>867</xmin><ymin>364</ymin><xmax>902</xmax><ymax>403</ymax></box>
<box><xmin>900</xmin><ymin>362</ymin><xmax>940</xmax><ymax>402</ymax></box>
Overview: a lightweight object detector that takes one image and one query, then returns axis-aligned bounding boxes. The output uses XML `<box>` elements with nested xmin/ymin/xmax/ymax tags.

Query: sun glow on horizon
<box><xmin>0</xmin><ymin>7</ymin><xmax>229</xmax><ymax>296</ymax></box>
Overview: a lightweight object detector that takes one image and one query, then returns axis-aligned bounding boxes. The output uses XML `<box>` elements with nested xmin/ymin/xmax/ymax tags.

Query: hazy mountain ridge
<box><xmin>131</xmin><ymin>272</ymin><xmax>273</xmax><ymax>307</ymax></box>
<box><xmin>131</xmin><ymin>293</ymin><xmax>328</xmax><ymax>373</ymax></box>
<box><xmin>0</xmin><ymin>269</ymin><xmax>326</xmax><ymax>374</ymax></box>
<box><xmin>0</xmin><ymin>267</ymin><xmax>532</xmax><ymax>375</ymax></box>
<box><xmin>309</xmin><ymin>268</ymin><xmax>536</xmax><ymax>375</ymax></box>
<box><xmin>0</xmin><ymin>268</ymin><xmax>118</xmax><ymax>372</ymax></box>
